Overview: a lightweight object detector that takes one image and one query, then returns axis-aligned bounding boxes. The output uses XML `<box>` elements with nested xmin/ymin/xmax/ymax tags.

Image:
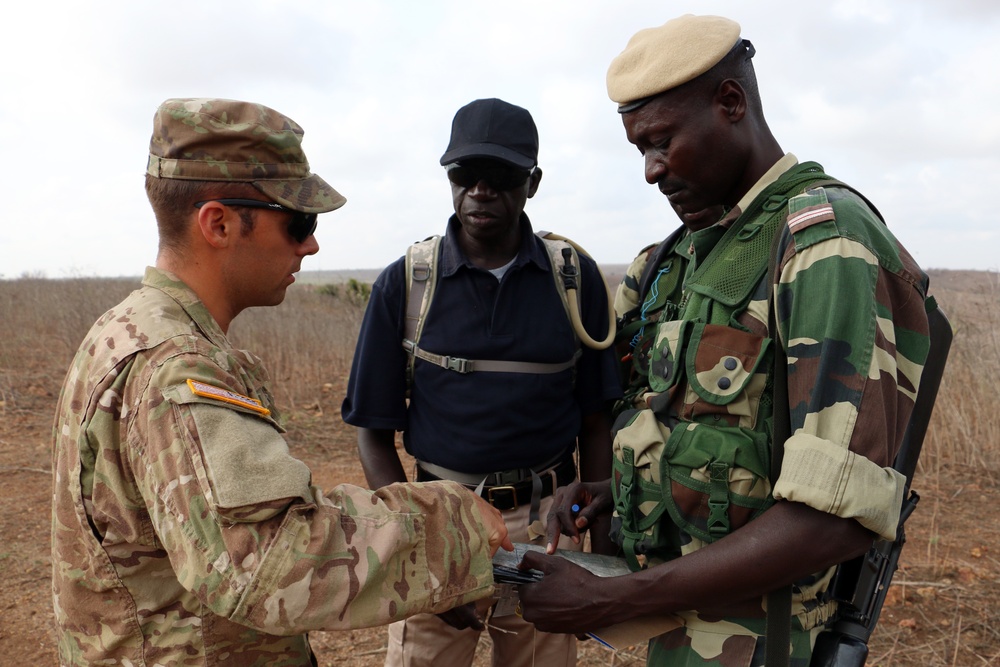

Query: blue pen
<box><xmin>586</xmin><ymin>632</ymin><xmax>615</xmax><ymax>650</ymax></box>
<box><xmin>571</xmin><ymin>504</ymin><xmax>580</xmax><ymax>514</ymax></box>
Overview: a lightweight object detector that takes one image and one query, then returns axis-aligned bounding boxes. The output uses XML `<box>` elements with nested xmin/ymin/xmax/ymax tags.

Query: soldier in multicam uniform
<box><xmin>50</xmin><ymin>97</ymin><xmax>512</xmax><ymax>667</ymax></box>
<box><xmin>517</xmin><ymin>15</ymin><xmax>932</xmax><ymax>666</ymax></box>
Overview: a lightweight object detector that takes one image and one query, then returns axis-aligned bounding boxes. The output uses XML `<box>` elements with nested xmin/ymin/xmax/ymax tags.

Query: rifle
<box><xmin>809</xmin><ymin>299</ymin><xmax>953</xmax><ymax>667</ymax></box>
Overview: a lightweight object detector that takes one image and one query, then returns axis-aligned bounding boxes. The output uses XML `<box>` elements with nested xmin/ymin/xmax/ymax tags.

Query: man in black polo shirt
<box><xmin>341</xmin><ymin>98</ymin><xmax>621</xmax><ymax>667</ymax></box>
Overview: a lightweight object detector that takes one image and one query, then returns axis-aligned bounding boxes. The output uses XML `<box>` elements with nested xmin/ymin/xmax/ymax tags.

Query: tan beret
<box><xmin>607</xmin><ymin>15</ymin><xmax>742</xmax><ymax>110</ymax></box>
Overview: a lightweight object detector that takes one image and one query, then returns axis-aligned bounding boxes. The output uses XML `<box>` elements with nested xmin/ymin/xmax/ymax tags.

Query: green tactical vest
<box><xmin>610</xmin><ymin>162</ymin><xmax>848</xmax><ymax>571</ymax></box>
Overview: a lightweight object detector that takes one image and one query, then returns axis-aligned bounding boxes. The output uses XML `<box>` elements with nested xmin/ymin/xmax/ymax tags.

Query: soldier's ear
<box><xmin>716</xmin><ymin>79</ymin><xmax>747</xmax><ymax>123</ymax></box>
<box><xmin>527</xmin><ymin>167</ymin><xmax>543</xmax><ymax>199</ymax></box>
<box><xmin>195</xmin><ymin>202</ymin><xmax>236</xmax><ymax>249</ymax></box>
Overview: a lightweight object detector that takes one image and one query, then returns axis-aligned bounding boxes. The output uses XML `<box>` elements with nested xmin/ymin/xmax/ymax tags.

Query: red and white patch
<box><xmin>787</xmin><ymin>203</ymin><xmax>835</xmax><ymax>233</ymax></box>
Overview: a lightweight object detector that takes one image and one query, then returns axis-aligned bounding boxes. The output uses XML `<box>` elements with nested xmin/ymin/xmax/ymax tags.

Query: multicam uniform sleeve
<box><xmin>770</xmin><ymin>190</ymin><xmax>930</xmax><ymax>541</ymax></box>
<box><xmin>129</xmin><ymin>352</ymin><xmax>495</xmax><ymax>633</ymax></box>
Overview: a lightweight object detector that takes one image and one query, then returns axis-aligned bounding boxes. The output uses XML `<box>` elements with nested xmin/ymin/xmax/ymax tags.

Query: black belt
<box><xmin>416</xmin><ymin>455</ymin><xmax>577</xmax><ymax>512</ymax></box>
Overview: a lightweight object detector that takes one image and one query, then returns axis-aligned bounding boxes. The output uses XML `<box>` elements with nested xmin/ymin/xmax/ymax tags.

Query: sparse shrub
<box><xmin>315</xmin><ymin>279</ymin><xmax>370</xmax><ymax>306</ymax></box>
<box><xmin>344</xmin><ymin>278</ymin><xmax>371</xmax><ymax>305</ymax></box>
<box><xmin>316</xmin><ymin>283</ymin><xmax>340</xmax><ymax>298</ymax></box>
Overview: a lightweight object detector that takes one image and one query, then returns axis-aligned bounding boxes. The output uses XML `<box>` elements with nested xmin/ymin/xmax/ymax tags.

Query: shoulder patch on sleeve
<box><xmin>186</xmin><ymin>379</ymin><xmax>271</xmax><ymax>416</ymax></box>
<box><xmin>786</xmin><ymin>188</ymin><xmax>836</xmax><ymax>235</ymax></box>
<box><xmin>787</xmin><ymin>203</ymin><xmax>835</xmax><ymax>234</ymax></box>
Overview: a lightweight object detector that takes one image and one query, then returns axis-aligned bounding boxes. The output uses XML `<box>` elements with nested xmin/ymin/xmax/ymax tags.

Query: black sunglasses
<box><xmin>445</xmin><ymin>162</ymin><xmax>533</xmax><ymax>192</ymax></box>
<box><xmin>194</xmin><ymin>199</ymin><xmax>318</xmax><ymax>243</ymax></box>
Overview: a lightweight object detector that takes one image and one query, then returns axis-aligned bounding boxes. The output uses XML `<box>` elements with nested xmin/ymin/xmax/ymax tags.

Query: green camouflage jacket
<box><xmin>611</xmin><ymin>157</ymin><xmax>931</xmax><ymax>664</ymax></box>
<box><xmin>51</xmin><ymin>267</ymin><xmax>495</xmax><ymax>666</ymax></box>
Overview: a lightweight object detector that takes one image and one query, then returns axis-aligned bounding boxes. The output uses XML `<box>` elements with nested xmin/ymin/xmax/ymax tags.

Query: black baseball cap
<box><xmin>439</xmin><ymin>98</ymin><xmax>538</xmax><ymax>169</ymax></box>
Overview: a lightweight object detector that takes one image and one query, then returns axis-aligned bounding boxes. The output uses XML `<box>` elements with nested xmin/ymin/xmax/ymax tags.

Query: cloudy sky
<box><xmin>2</xmin><ymin>0</ymin><xmax>997</xmax><ymax>279</ymax></box>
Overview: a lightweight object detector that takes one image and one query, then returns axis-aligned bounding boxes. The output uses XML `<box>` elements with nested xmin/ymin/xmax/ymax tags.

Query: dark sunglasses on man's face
<box><xmin>193</xmin><ymin>199</ymin><xmax>318</xmax><ymax>243</ymax></box>
<box><xmin>445</xmin><ymin>162</ymin><xmax>533</xmax><ymax>192</ymax></box>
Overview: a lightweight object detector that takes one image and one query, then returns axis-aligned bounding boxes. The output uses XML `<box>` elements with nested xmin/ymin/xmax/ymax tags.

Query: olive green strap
<box><xmin>707</xmin><ymin>460</ymin><xmax>733</xmax><ymax>539</ymax></box>
<box><xmin>614</xmin><ymin>448</ymin><xmax>644</xmax><ymax>571</ymax></box>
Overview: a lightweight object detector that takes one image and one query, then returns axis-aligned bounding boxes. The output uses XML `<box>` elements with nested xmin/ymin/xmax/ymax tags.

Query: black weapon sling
<box><xmin>765</xmin><ymin>222</ymin><xmax>793</xmax><ymax>667</ymax></box>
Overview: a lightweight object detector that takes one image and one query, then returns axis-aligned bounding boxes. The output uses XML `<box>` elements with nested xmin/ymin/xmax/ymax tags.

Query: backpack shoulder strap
<box><xmin>537</xmin><ymin>230</ymin><xmax>616</xmax><ymax>350</ymax></box>
<box><xmin>403</xmin><ymin>235</ymin><xmax>441</xmax><ymax>392</ymax></box>
<box><xmin>401</xmin><ymin>232</ymin><xmax>583</xmax><ymax>383</ymax></box>
<box><xmin>536</xmin><ymin>231</ymin><xmax>579</xmax><ymax>344</ymax></box>
<box><xmin>765</xmin><ymin>219</ymin><xmax>793</xmax><ymax>667</ymax></box>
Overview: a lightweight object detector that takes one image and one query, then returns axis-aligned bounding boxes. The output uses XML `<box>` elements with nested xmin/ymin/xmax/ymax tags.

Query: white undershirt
<box><xmin>488</xmin><ymin>256</ymin><xmax>517</xmax><ymax>281</ymax></box>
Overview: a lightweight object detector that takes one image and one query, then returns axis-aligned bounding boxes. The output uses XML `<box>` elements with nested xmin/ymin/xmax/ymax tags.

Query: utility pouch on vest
<box><xmin>611</xmin><ymin>317</ymin><xmax>775</xmax><ymax>569</ymax></box>
<box><xmin>611</xmin><ymin>410</ymin><xmax>774</xmax><ymax>568</ymax></box>
<box><xmin>610</xmin><ymin>408</ymin><xmax>683</xmax><ymax>571</ymax></box>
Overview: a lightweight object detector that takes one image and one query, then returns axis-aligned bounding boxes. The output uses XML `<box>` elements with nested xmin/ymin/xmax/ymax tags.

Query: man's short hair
<box><xmin>145</xmin><ymin>177</ymin><xmax>261</xmax><ymax>253</ymax></box>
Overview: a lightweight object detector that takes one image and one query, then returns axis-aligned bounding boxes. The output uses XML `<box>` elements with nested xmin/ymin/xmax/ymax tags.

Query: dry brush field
<box><xmin>0</xmin><ymin>268</ymin><xmax>998</xmax><ymax>666</ymax></box>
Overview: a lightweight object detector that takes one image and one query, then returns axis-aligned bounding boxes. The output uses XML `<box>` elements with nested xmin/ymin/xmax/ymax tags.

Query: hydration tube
<box><xmin>544</xmin><ymin>232</ymin><xmax>616</xmax><ymax>350</ymax></box>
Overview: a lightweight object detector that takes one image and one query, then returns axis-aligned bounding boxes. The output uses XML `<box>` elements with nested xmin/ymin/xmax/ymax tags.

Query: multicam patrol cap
<box><xmin>147</xmin><ymin>98</ymin><xmax>346</xmax><ymax>214</ymax></box>
<box><xmin>607</xmin><ymin>15</ymin><xmax>746</xmax><ymax>113</ymax></box>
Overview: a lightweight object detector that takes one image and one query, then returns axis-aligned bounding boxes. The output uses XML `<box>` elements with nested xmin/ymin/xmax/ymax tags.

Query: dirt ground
<box><xmin>2</xmin><ymin>351</ymin><xmax>999</xmax><ymax>665</ymax></box>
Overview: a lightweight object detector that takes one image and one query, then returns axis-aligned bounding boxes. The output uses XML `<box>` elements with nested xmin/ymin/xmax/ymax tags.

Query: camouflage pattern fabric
<box><xmin>645</xmin><ymin>615</ymin><xmax>821</xmax><ymax>667</ymax></box>
<box><xmin>51</xmin><ymin>267</ymin><xmax>496</xmax><ymax>666</ymax></box>
<box><xmin>613</xmin><ymin>239</ymin><xmax>682</xmax><ymax>414</ymax></box>
<box><xmin>610</xmin><ymin>157</ymin><xmax>931</xmax><ymax>666</ymax></box>
<box><xmin>147</xmin><ymin>97</ymin><xmax>346</xmax><ymax>214</ymax></box>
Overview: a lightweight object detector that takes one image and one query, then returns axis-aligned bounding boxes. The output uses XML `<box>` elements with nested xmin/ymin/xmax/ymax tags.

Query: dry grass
<box><xmin>917</xmin><ymin>271</ymin><xmax>1000</xmax><ymax>477</ymax></box>
<box><xmin>228</xmin><ymin>284</ymin><xmax>369</xmax><ymax>410</ymax></box>
<box><xmin>0</xmin><ymin>278</ymin><xmax>367</xmax><ymax>415</ymax></box>
<box><xmin>0</xmin><ymin>277</ymin><xmax>137</xmax><ymax>409</ymax></box>
<box><xmin>2</xmin><ymin>269</ymin><xmax>994</xmax><ymax>474</ymax></box>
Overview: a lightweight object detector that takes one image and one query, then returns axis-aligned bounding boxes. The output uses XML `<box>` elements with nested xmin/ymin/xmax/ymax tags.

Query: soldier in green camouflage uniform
<box><xmin>51</xmin><ymin>98</ymin><xmax>512</xmax><ymax>667</ymax></box>
<box><xmin>518</xmin><ymin>16</ymin><xmax>932</xmax><ymax>666</ymax></box>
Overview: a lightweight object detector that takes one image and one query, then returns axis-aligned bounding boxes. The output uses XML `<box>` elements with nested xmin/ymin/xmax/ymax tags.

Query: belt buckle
<box><xmin>487</xmin><ymin>485</ymin><xmax>518</xmax><ymax>510</ymax></box>
<box><xmin>495</xmin><ymin>469</ymin><xmax>524</xmax><ymax>486</ymax></box>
